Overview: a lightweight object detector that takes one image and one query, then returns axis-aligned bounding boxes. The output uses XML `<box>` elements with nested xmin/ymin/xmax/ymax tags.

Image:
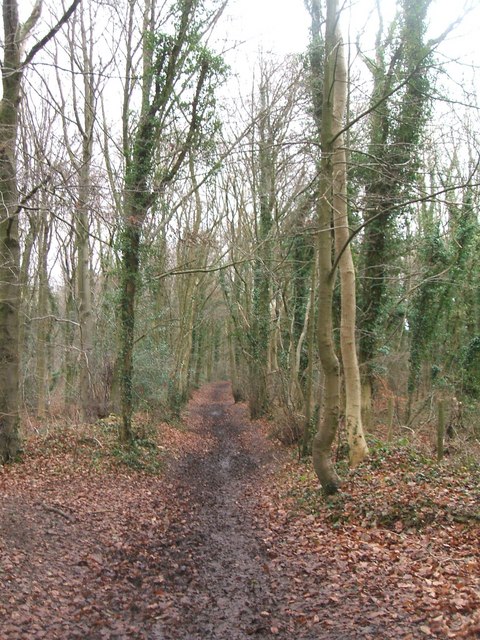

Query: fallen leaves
<box><xmin>0</xmin><ymin>383</ymin><xmax>479</xmax><ymax>639</ymax></box>
<box><xmin>251</xmin><ymin>440</ymin><xmax>480</xmax><ymax>639</ymax></box>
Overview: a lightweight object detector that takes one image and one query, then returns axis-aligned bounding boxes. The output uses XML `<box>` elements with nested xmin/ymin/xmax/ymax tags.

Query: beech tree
<box><xmin>0</xmin><ymin>0</ymin><xmax>80</xmax><ymax>463</ymax></box>
<box><xmin>307</xmin><ymin>0</ymin><xmax>368</xmax><ymax>493</ymax></box>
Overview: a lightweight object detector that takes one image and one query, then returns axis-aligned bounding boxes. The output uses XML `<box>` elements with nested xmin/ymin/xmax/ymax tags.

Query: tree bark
<box><xmin>249</xmin><ymin>78</ymin><xmax>274</xmax><ymax>419</ymax></box>
<box><xmin>75</xmin><ymin>5</ymin><xmax>95</xmax><ymax>420</ymax></box>
<box><xmin>310</xmin><ymin>0</ymin><xmax>342</xmax><ymax>494</ymax></box>
<box><xmin>0</xmin><ymin>0</ymin><xmax>80</xmax><ymax>461</ymax></box>
<box><xmin>35</xmin><ymin>208</ymin><xmax>51</xmax><ymax>417</ymax></box>
<box><xmin>0</xmin><ymin>1</ymin><xmax>31</xmax><ymax>461</ymax></box>
<box><xmin>330</xmin><ymin>20</ymin><xmax>369</xmax><ymax>467</ymax></box>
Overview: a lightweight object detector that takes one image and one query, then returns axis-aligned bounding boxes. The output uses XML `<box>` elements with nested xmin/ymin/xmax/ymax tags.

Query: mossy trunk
<box><xmin>0</xmin><ymin>1</ymin><xmax>23</xmax><ymax>462</ymax></box>
<box><xmin>249</xmin><ymin>79</ymin><xmax>274</xmax><ymax>419</ymax></box>
<box><xmin>119</xmin><ymin>223</ymin><xmax>140</xmax><ymax>443</ymax></box>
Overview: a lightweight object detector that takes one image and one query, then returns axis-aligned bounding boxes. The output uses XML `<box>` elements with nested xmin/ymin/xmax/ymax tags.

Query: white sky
<box><xmin>220</xmin><ymin>0</ymin><xmax>480</xmax><ymax>62</ymax></box>
<box><xmin>19</xmin><ymin>0</ymin><xmax>480</xmax><ymax>64</ymax></box>
<box><xmin>222</xmin><ymin>0</ymin><xmax>310</xmax><ymax>55</ymax></box>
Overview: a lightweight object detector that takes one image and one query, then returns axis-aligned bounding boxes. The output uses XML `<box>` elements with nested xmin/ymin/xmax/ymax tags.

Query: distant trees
<box><xmin>118</xmin><ymin>0</ymin><xmax>226</xmax><ymax>442</ymax></box>
<box><xmin>0</xmin><ymin>0</ymin><xmax>478</xmax><ymax>481</ymax></box>
<box><xmin>356</xmin><ymin>0</ymin><xmax>434</xmax><ymax>427</ymax></box>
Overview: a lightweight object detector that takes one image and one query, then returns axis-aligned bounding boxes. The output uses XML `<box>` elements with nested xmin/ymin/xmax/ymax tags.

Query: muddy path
<box><xmin>150</xmin><ymin>381</ymin><xmax>284</xmax><ymax>639</ymax></box>
<box><xmin>0</xmin><ymin>381</ymin><xmax>293</xmax><ymax>640</ymax></box>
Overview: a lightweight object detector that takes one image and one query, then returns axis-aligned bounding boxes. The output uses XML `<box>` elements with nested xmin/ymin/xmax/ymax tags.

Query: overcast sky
<box><xmin>18</xmin><ymin>0</ymin><xmax>480</xmax><ymax>64</ymax></box>
<box><xmin>221</xmin><ymin>0</ymin><xmax>480</xmax><ymax>61</ymax></box>
<box><xmin>222</xmin><ymin>0</ymin><xmax>310</xmax><ymax>55</ymax></box>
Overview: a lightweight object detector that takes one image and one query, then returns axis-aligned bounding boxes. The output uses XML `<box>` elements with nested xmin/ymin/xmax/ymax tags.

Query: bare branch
<box><xmin>23</xmin><ymin>0</ymin><xmax>81</xmax><ymax>67</ymax></box>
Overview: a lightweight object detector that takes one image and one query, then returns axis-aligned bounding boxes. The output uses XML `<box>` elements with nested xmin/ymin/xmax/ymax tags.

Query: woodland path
<box><xmin>148</xmin><ymin>380</ymin><xmax>284</xmax><ymax>639</ymax></box>
<box><xmin>0</xmin><ymin>382</ymin><xmax>297</xmax><ymax>639</ymax></box>
<box><xmin>1</xmin><ymin>381</ymin><xmax>479</xmax><ymax>639</ymax></box>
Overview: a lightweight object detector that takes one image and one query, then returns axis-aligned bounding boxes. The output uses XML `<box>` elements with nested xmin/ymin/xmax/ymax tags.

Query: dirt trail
<box><xmin>0</xmin><ymin>381</ymin><xmax>291</xmax><ymax>639</ymax></box>
<box><xmin>4</xmin><ymin>381</ymin><xmax>475</xmax><ymax>639</ymax></box>
<box><xmin>150</xmin><ymin>380</ymin><xmax>282</xmax><ymax>639</ymax></box>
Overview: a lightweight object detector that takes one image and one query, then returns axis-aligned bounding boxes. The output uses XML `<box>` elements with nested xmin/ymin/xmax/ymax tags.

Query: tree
<box><xmin>308</xmin><ymin>0</ymin><xmax>342</xmax><ymax>494</ymax></box>
<box><xmin>329</xmin><ymin>27</ymin><xmax>369</xmax><ymax>467</ymax></box>
<box><xmin>248</xmin><ymin>77</ymin><xmax>275</xmax><ymax>419</ymax></box>
<box><xmin>65</xmin><ymin>2</ymin><xmax>98</xmax><ymax>420</ymax></box>
<box><xmin>356</xmin><ymin>0</ymin><xmax>433</xmax><ymax>425</ymax></box>
<box><xmin>118</xmin><ymin>0</ymin><xmax>226</xmax><ymax>443</ymax></box>
<box><xmin>0</xmin><ymin>0</ymin><xmax>81</xmax><ymax>463</ymax></box>
<box><xmin>307</xmin><ymin>0</ymin><xmax>368</xmax><ymax>493</ymax></box>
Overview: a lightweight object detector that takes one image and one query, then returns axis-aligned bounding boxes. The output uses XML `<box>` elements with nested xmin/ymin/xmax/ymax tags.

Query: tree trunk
<box><xmin>169</xmin><ymin>154</ymin><xmax>206</xmax><ymax>412</ymax></box>
<box><xmin>0</xmin><ymin>0</ymin><xmax>80</xmax><ymax>455</ymax></box>
<box><xmin>312</xmin><ymin>219</ymin><xmax>341</xmax><ymax>494</ymax></box>
<box><xmin>117</xmin><ymin>0</ymin><xmax>219</xmax><ymax>442</ymax></box>
<box><xmin>249</xmin><ymin>79</ymin><xmax>274</xmax><ymax>419</ymax></box>
<box><xmin>119</xmin><ymin>223</ymin><xmax>140</xmax><ymax>443</ymax></box>
<box><xmin>301</xmin><ymin>250</ymin><xmax>318</xmax><ymax>457</ymax></box>
<box><xmin>75</xmin><ymin>6</ymin><xmax>95</xmax><ymax>421</ymax></box>
<box><xmin>18</xmin><ymin>215</ymin><xmax>37</xmax><ymax>408</ymax></box>
<box><xmin>0</xmin><ymin>0</ymin><xmax>24</xmax><ymax>462</ymax></box>
<box><xmin>358</xmin><ymin>0</ymin><xmax>432</xmax><ymax>424</ymax></box>
<box><xmin>35</xmin><ymin>210</ymin><xmax>51</xmax><ymax>417</ymax></box>
<box><xmin>310</xmin><ymin>0</ymin><xmax>342</xmax><ymax>494</ymax></box>
<box><xmin>330</xmin><ymin>20</ymin><xmax>369</xmax><ymax>467</ymax></box>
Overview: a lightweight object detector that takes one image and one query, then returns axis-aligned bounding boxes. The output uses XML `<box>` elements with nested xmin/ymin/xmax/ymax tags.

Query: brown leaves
<box><xmin>252</xmin><ymin>444</ymin><xmax>480</xmax><ymax>639</ymax></box>
<box><xmin>1</xmin><ymin>383</ymin><xmax>479</xmax><ymax>639</ymax></box>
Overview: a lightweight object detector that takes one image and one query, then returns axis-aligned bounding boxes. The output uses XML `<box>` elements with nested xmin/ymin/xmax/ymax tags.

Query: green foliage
<box><xmin>304</xmin><ymin>0</ymin><xmax>324</xmax><ymax>128</ymax></box>
<box><xmin>291</xmin><ymin>233</ymin><xmax>314</xmax><ymax>371</ymax></box>
<box><xmin>93</xmin><ymin>413</ymin><xmax>165</xmax><ymax>473</ymax></box>
<box><xmin>407</xmin><ymin>222</ymin><xmax>450</xmax><ymax>395</ymax></box>
<box><xmin>167</xmin><ymin>378</ymin><xmax>188</xmax><ymax>419</ymax></box>
<box><xmin>356</xmin><ymin>0</ymin><xmax>435</xmax><ymax>379</ymax></box>
<box><xmin>133</xmin><ymin>337</ymin><xmax>170</xmax><ymax>409</ymax></box>
<box><xmin>118</xmin><ymin>0</ymin><xmax>229</xmax><ymax>441</ymax></box>
<box><xmin>407</xmin><ymin>185</ymin><xmax>480</xmax><ymax>401</ymax></box>
<box><xmin>461</xmin><ymin>336</ymin><xmax>480</xmax><ymax>398</ymax></box>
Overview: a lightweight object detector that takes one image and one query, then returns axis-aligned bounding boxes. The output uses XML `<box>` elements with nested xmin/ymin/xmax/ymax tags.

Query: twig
<box><xmin>42</xmin><ymin>504</ymin><xmax>75</xmax><ymax>523</ymax></box>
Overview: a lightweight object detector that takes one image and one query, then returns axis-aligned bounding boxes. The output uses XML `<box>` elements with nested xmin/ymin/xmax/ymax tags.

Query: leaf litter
<box><xmin>0</xmin><ymin>381</ymin><xmax>478</xmax><ymax>639</ymax></box>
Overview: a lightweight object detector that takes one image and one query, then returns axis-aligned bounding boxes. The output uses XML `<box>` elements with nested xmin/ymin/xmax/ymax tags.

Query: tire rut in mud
<box><xmin>152</xmin><ymin>382</ymin><xmax>278</xmax><ymax>640</ymax></box>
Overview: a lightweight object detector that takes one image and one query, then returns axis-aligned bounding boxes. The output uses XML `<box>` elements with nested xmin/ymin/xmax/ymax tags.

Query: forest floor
<box><xmin>0</xmin><ymin>381</ymin><xmax>479</xmax><ymax>639</ymax></box>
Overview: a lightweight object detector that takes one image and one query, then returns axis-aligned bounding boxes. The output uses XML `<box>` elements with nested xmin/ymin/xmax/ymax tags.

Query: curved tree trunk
<box><xmin>312</xmin><ymin>226</ymin><xmax>341</xmax><ymax>494</ymax></box>
<box><xmin>309</xmin><ymin>0</ymin><xmax>341</xmax><ymax>494</ymax></box>
<box><xmin>330</xmin><ymin>19</ymin><xmax>369</xmax><ymax>468</ymax></box>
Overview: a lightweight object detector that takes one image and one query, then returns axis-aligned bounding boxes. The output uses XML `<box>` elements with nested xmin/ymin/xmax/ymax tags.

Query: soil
<box><xmin>1</xmin><ymin>381</ymin><xmax>479</xmax><ymax>639</ymax></box>
<box><xmin>0</xmin><ymin>382</ymin><xmax>289</xmax><ymax>639</ymax></box>
<box><xmin>149</xmin><ymin>381</ymin><xmax>283</xmax><ymax>640</ymax></box>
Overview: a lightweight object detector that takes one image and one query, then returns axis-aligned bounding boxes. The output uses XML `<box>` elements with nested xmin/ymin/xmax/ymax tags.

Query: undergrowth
<box><xmin>20</xmin><ymin>413</ymin><xmax>168</xmax><ymax>475</ymax></box>
<box><xmin>284</xmin><ymin>435</ymin><xmax>480</xmax><ymax>530</ymax></box>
